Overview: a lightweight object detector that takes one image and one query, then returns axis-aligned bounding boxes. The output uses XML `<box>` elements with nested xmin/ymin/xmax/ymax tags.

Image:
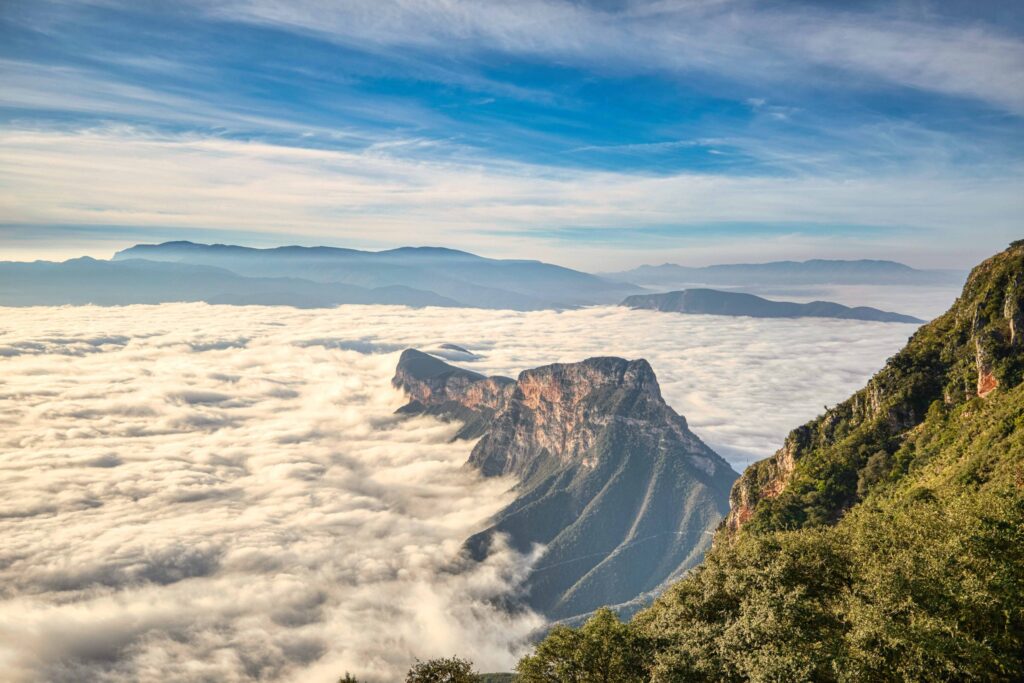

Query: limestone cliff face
<box><xmin>467</xmin><ymin>357</ymin><xmax>709</xmax><ymax>479</ymax></box>
<box><xmin>392</xmin><ymin>350</ymin><xmax>737</xmax><ymax>622</ymax></box>
<box><xmin>725</xmin><ymin>427</ymin><xmax>805</xmax><ymax>532</ymax></box>
<box><xmin>724</xmin><ymin>241</ymin><xmax>1024</xmax><ymax>535</ymax></box>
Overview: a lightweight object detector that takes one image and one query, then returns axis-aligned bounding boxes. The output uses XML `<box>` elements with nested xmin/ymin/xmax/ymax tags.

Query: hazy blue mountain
<box><xmin>0</xmin><ymin>257</ymin><xmax>457</xmax><ymax>308</ymax></box>
<box><xmin>113</xmin><ymin>241</ymin><xmax>640</xmax><ymax>310</ymax></box>
<box><xmin>392</xmin><ymin>349</ymin><xmax>737</xmax><ymax>623</ymax></box>
<box><xmin>603</xmin><ymin>259</ymin><xmax>965</xmax><ymax>287</ymax></box>
<box><xmin>621</xmin><ymin>288</ymin><xmax>924</xmax><ymax>323</ymax></box>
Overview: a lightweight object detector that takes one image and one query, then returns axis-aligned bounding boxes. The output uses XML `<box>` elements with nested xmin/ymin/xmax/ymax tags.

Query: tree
<box><xmin>516</xmin><ymin>608</ymin><xmax>650</xmax><ymax>682</ymax></box>
<box><xmin>406</xmin><ymin>656</ymin><xmax>482</xmax><ymax>683</ymax></box>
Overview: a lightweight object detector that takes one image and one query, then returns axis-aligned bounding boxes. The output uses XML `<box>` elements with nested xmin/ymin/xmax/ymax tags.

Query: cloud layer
<box><xmin>0</xmin><ymin>302</ymin><xmax>927</xmax><ymax>680</ymax></box>
<box><xmin>2</xmin><ymin>125</ymin><xmax>1020</xmax><ymax>269</ymax></box>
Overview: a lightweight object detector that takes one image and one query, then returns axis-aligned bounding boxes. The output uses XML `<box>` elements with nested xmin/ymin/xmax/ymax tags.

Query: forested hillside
<box><xmin>510</xmin><ymin>241</ymin><xmax>1024</xmax><ymax>682</ymax></box>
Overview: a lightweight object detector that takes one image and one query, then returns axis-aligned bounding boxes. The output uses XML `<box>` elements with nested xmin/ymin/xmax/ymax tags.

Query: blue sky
<box><xmin>1</xmin><ymin>0</ymin><xmax>1022</xmax><ymax>268</ymax></box>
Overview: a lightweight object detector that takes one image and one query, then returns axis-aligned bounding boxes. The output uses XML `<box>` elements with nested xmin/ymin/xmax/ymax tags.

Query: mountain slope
<box><xmin>621</xmin><ymin>288</ymin><xmax>923</xmax><ymax>323</ymax></box>
<box><xmin>114</xmin><ymin>241</ymin><xmax>640</xmax><ymax>310</ymax></box>
<box><xmin>392</xmin><ymin>349</ymin><xmax>737</xmax><ymax>622</ymax></box>
<box><xmin>726</xmin><ymin>240</ymin><xmax>1024</xmax><ymax>533</ymax></box>
<box><xmin>515</xmin><ymin>241</ymin><xmax>1024</xmax><ymax>681</ymax></box>
<box><xmin>604</xmin><ymin>259</ymin><xmax>964</xmax><ymax>287</ymax></box>
<box><xmin>0</xmin><ymin>257</ymin><xmax>457</xmax><ymax>308</ymax></box>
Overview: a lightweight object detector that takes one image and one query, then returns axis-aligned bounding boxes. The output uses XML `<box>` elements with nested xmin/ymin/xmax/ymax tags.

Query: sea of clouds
<box><xmin>0</xmin><ymin>303</ymin><xmax>926</xmax><ymax>681</ymax></box>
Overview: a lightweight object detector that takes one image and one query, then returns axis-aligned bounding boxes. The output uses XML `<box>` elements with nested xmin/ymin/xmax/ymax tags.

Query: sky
<box><xmin>1</xmin><ymin>0</ymin><xmax>1022</xmax><ymax>269</ymax></box>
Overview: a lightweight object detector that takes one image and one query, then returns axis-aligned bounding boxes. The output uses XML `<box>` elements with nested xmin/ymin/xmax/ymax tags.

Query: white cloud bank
<box><xmin>0</xmin><ymin>303</ymin><xmax>923</xmax><ymax>680</ymax></box>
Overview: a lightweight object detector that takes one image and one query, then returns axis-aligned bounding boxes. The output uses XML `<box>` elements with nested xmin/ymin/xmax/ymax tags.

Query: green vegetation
<box><xmin>516</xmin><ymin>608</ymin><xmax>649</xmax><ymax>682</ymax></box>
<box><xmin>406</xmin><ymin>656</ymin><xmax>482</xmax><ymax>683</ymax></box>
<box><xmin>510</xmin><ymin>243</ymin><xmax>1024</xmax><ymax>681</ymax></box>
<box><xmin>738</xmin><ymin>242</ymin><xmax>1024</xmax><ymax>533</ymax></box>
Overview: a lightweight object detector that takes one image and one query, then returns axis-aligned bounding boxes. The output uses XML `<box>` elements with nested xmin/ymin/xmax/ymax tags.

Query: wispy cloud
<box><xmin>209</xmin><ymin>0</ymin><xmax>1024</xmax><ymax>114</ymax></box>
<box><xmin>1</xmin><ymin>125</ymin><xmax>1021</xmax><ymax>267</ymax></box>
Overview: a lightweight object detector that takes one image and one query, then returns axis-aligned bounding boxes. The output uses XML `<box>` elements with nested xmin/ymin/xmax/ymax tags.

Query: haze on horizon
<box><xmin>2</xmin><ymin>0</ymin><xmax>1023</xmax><ymax>269</ymax></box>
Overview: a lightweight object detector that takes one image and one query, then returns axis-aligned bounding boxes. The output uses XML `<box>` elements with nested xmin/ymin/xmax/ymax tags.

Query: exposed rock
<box><xmin>725</xmin><ymin>427</ymin><xmax>806</xmax><ymax>532</ymax></box>
<box><xmin>392</xmin><ymin>349</ymin><xmax>737</xmax><ymax>622</ymax></box>
<box><xmin>1004</xmin><ymin>272</ymin><xmax>1023</xmax><ymax>346</ymax></box>
<box><xmin>392</xmin><ymin>349</ymin><xmax>512</xmax><ymax>439</ymax></box>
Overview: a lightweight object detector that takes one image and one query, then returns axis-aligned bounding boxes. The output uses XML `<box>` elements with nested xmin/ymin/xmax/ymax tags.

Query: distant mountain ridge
<box><xmin>392</xmin><ymin>349</ymin><xmax>737</xmax><ymax>623</ymax></box>
<box><xmin>4</xmin><ymin>242</ymin><xmax>963</xmax><ymax>311</ymax></box>
<box><xmin>604</xmin><ymin>258</ymin><xmax>964</xmax><ymax>287</ymax></box>
<box><xmin>112</xmin><ymin>241</ymin><xmax>639</xmax><ymax>310</ymax></box>
<box><xmin>0</xmin><ymin>257</ymin><xmax>458</xmax><ymax>308</ymax></box>
<box><xmin>621</xmin><ymin>288</ymin><xmax>924</xmax><ymax>323</ymax></box>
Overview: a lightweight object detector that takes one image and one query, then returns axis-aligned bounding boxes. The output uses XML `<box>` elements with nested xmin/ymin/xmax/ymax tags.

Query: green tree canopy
<box><xmin>516</xmin><ymin>608</ymin><xmax>650</xmax><ymax>683</ymax></box>
<box><xmin>407</xmin><ymin>656</ymin><xmax>482</xmax><ymax>683</ymax></box>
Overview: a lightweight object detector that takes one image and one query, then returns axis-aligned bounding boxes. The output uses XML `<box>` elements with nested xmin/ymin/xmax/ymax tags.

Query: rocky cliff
<box><xmin>392</xmin><ymin>350</ymin><xmax>737</xmax><ymax>622</ymax></box>
<box><xmin>392</xmin><ymin>349</ymin><xmax>513</xmax><ymax>440</ymax></box>
<box><xmin>725</xmin><ymin>240</ymin><xmax>1024</xmax><ymax>534</ymax></box>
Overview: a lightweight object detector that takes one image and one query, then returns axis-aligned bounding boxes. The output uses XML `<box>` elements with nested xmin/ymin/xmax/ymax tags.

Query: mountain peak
<box><xmin>515</xmin><ymin>356</ymin><xmax>661</xmax><ymax>404</ymax></box>
<box><xmin>392</xmin><ymin>350</ymin><xmax>735</xmax><ymax>621</ymax></box>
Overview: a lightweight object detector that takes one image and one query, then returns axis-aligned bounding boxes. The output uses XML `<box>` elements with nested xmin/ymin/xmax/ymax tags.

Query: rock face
<box><xmin>621</xmin><ymin>288</ymin><xmax>924</xmax><ymax>323</ymax></box>
<box><xmin>392</xmin><ymin>349</ymin><xmax>513</xmax><ymax>440</ymax></box>
<box><xmin>392</xmin><ymin>349</ymin><xmax>737</xmax><ymax>622</ymax></box>
<box><xmin>724</xmin><ymin>241</ymin><xmax>1024</xmax><ymax>535</ymax></box>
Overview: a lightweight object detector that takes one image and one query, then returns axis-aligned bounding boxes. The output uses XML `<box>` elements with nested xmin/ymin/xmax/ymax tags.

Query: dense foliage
<box><xmin>510</xmin><ymin>243</ymin><xmax>1024</xmax><ymax>681</ymax></box>
<box><xmin>406</xmin><ymin>656</ymin><xmax>482</xmax><ymax>683</ymax></box>
<box><xmin>516</xmin><ymin>608</ymin><xmax>650</xmax><ymax>682</ymax></box>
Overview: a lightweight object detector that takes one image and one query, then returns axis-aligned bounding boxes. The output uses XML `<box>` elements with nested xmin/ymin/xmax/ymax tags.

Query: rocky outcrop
<box><xmin>723</xmin><ymin>241</ymin><xmax>1024</xmax><ymax>535</ymax></box>
<box><xmin>392</xmin><ymin>350</ymin><xmax>737</xmax><ymax>622</ymax></box>
<box><xmin>725</xmin><ymin>427</ymin><xmax>805</xmax><ymax>532</ymax></box>
<box><xmin>1004</xmin><ymin>271</ymin><xmax>1024</xmax><ymax>346</ymax></box>
<box><xmin>392</xmin><ymin>349</ymin><xmax>513</xmax><ymax>439</ymax></box>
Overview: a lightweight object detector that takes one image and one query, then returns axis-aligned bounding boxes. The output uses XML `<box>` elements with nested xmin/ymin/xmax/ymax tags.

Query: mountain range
<box><xmin>110</xmin><ymin>241</ymin><xmax>640</xmax><ymax>310</ymax></box>
<box><xmin>0</xmin><ymin>257</ymin><xmax>460</xmax><ymax>308</ymax></box>
<box><xmin>603</xmin><ymin>258</ymin><xmax>965</xmax><ymax>287</ymax></box>
<box><xmin>1</xmin><ymin>241</ymin><xmax>961</xmax><ymax>314</ymax></box>
<box><xmin>621</xmin><ymin>288</ymin><xmax>923</xmax><ymax>323</ymax></box>
<box><xmin>391</xmin><ymin>348</ymin><xmax>737</xmax><ymax>623</ymax></box>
